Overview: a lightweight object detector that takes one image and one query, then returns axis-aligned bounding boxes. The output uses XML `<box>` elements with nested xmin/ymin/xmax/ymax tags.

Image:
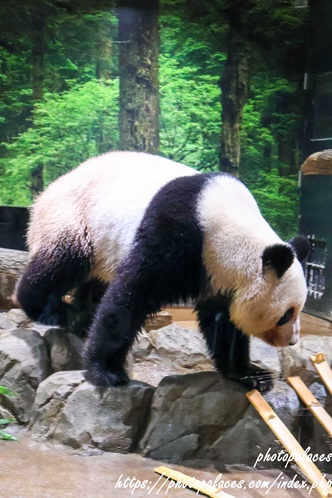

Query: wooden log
<box><xmin>0</xmin><ymin>248</ymin><xmax>28</xmax><ymax>310</ymax></box>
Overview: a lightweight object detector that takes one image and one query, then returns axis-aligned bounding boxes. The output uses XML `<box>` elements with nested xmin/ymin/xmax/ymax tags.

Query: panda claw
<box><xmin>239</xmin><ymin>374</ymin><xmax>274</xmax><ymax>394</ymax></box>
<box><xmin>225</xmin><ymin>365</ymin><xmax>274</xmax><ymax>393</ymax></box>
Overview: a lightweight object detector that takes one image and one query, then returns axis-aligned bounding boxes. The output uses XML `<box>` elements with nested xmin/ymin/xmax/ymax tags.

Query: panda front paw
<box><xmin>225</xmin><ymin>363</ymin><xmax>274</xmax><ymax>393</ymax></box>
<box><xmin>85</xmin><ymin>363</ymin><xmax>130</xmax><ymax>387</ymax></box>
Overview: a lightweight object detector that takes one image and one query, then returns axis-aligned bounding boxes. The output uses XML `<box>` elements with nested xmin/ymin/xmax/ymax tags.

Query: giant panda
<box><xmin>16</xmin><ymin>151</ymin><xmax>309</xmax><ymax>392</ymax></box>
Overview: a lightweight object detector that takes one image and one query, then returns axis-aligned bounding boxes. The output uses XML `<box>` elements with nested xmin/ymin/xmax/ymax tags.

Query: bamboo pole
<box><xmin>288</xmin><ymin>376</ymin><xmax>332</xmax><ymax>437</ymax></box>
<box><xmin>154</xmin><ymin>466</ymin><xmax>235</xmax><ymax>498</ymax></box>
<box><xmin>247</xmin><ymin>389</ymin><xmax>332</xmax><ymax>498</ymax></box>
<box><xmin>311</xmin><ymin>353</ymin><xmax>332</xmax><ymax>396</ymax></box>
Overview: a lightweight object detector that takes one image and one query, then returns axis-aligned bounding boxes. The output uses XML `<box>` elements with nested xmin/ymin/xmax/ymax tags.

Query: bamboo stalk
<box><xmin>247</xmin><ymin>389</ymin><xmax>332</xmax><ymax>498</ymax></box>
<box><xmin>311</xmin><ymin>353</ymin><xmax>332</xmax><ymax>396</ymax></box>
<box><xmin>154</xmin><ymin>465</ymin><xmax>235</xmax><ymax>498</ymax></box>
<box><xmin>288</xmin><ymin>376</ymin><xmax>332</xmax><ymax>437</ymax></box>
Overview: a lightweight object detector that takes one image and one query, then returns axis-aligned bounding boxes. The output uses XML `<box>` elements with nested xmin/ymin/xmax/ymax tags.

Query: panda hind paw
<box><xmin>85</xmin><ymin>364</ymin><xmax>130</xmax><ymax>387</ymax></box>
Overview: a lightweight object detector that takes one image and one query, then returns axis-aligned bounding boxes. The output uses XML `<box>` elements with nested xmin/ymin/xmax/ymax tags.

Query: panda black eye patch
<box><xmin>276</xmin><ymin>307</ymin><xmax>294</xmax><ymax>327</ymax></box>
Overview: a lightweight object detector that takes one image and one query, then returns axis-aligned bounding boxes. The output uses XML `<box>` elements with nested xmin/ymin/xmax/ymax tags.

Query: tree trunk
<box><xmin>96</xmin><ymin>20</ymin><xmax>113</xmax><ymax>81</ymax></box>
<box><xmin>30</xmin><ymin>16</ymin><xmax>45</xmax><ymax>196</ymax></box>
<box><xmin>118</xmin><ymin>0</ymin><xmax>160</xmax><ymax>154</ymax></box>
<box><xmin>219</xmin><ymin>0</ymin><xmax>250</xmax><ymax>177</ymax></box>
<box><xmin>31</xmin><ymin>21</ymin><xmax>45</xmax><ymax>102</ymax></box>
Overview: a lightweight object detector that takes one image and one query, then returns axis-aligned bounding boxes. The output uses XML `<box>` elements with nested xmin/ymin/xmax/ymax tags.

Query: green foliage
<box><xmin>159</xmin><ymin>15</ymin><xmax>223</xmax><ymax>170</ymax></box>
<box><xmin>0</xmin><ymin>79</ymin><xmax>119</xmax><ymax>205</ymax></box>
<box><xmin>240</xmin><ymin>70</ymin><xmax>303</xmax><ymax>237</ymax></box>
<box><xmin>160</xmin><ymin>55</ymin><xmax>221</xmax><ymax>169</ymax></box>
<box><xmin>0</xmin><ymin>0</ymin><xmax>308</xmax><ymax>243</ymax></box>
<box><xmin>0</xmin><ymin>386</ymin><xmax>18</xmax><ymax>397</ymax></box>
<box><xmin>46</xmin><ymin>9</ymin><xmax>117</xmax><ymax>87</ymax></box>
<box><xmin>0</xmin><ymin>386</ymin><xmax>18</xmax><ymax>441</ymax></box>
<box><xmin>244</xmin><ymin>170</ymin><xmax>299</xmax><ymax>240</ymax></box>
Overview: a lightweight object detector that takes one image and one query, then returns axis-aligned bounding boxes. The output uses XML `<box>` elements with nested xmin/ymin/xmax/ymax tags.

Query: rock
<box><xmin>0</xmin><ymin>248</ymin><xmax>28</xmax><ymax>310</ymax></box>
<box><xmin>280</xmin><ymin>335</ymin><xmax>332</xmax><ymax>384</ymax></box>
<box><xmin>0</xmin><ymin>329</ymin><xmax>51</xmax><ymax>423</ymax></box>
<box><xmin>139</xmin><ymin>371</ymin><xmax>249</xmax><ymax>462</ymax></box>
<box><xmin>43</xmin><ymin>329</ymin><xmax>84</xmax><ymax>372</ymax></box>
<box><xmin>0</xmin><ymin>313</ymin><xmax>15</xmax><ymax>331</ymax></box>
<box><xmin>147</xmin><ymin>324</ymin><xmax>211</xmax><ymax>367</ymax></box>
<box><xmin>132</xmin><ymin>329</ymin><xmax>153</xmax><ymax>360</ymax></box>
<box><xmin>30</xmin><ymin>370</ymin><xmax>155</xmax><ymax>453</ymax></box>
<box><xmin>250</xmin><ymin>337</ymin><xmax>281</xmax><ymax>377</ymax></box>
<box><xmin>132</xmin><ymin>325</ymin><xmax>214</xmax><ymax>387</ymax></box>
<box><xmin>0</xmin><ymin>404</ymin><xmax>15</xmax><ymax>422</ymax></box>
<box><xmin>208</xmin><ymin>381</ymin><xmax>300</xmax><ymax>469</ymax></box>
<box><xmin>6</xmin><ymin>308</ymin><xmax>32</xmax><ymax>327</ymax></box>
<box><xmin>0</xmin><ymin>309</ymin><xmax>55</xmax><ymax>336</ymax></box>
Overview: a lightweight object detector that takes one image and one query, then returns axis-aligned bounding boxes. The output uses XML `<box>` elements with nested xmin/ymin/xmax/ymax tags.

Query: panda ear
<box><xmin>262</xmin><ymin>244</ymin><xmax>294</xmax><ymax>279</ymax></box>
<box><xmin>288</xmin><ymin>235</ymin><xmax>311</xmax><ymax>264</ymax></box>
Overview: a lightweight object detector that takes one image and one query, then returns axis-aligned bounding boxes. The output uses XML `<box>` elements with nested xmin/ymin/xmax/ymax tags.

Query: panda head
<box><xmin>230</xmin><ymin>242</ymin><xmax>308</xmax><ymax>347</ymax></box>
<box><xmin>198</xmin><ymin>175</ymin><xmax>309</xmax><ymax>348</ymax></box>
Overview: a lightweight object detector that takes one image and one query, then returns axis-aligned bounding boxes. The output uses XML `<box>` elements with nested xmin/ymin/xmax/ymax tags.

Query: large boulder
<box><xmin>139</xmin><ymin>371</ymin><xmax>249</xmax><ymax>462</ymax></box>
<box><xmin>0</xmin><ymin>329</ymin><xmax>50</xmax><ymax>423</ymax></box>
<box><xmin>30</xmin><ymin>370</ymin><xmax>155</xmax><ymax>453</ymax></box>
<box><xmin>207</xmin><ymin>381</ymin><xmax>300</xmax><ymax>469</ymax></box>
<box><xmin>43</xmin><ymin>329</ymin><xmax>84</xmax><ymax>372</ymax></box>
<box><xmin>139</xmin><ymin>374</ymin><xmax>300</xmax><ymax>468</ymax></box>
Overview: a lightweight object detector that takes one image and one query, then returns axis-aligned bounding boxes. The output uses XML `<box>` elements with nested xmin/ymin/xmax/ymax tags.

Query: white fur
<box><xmin>197</xmin><ymin>175</ymin><xmax>307</xmax><ymax>347</ymax></box>
<box><xmin>28</xmin><ymin>151</ymin><xmax>198</xmax><ymax>282</ymax></box>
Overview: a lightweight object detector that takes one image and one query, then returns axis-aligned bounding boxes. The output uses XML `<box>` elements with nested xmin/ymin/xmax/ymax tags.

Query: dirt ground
<box><xmin>0</xmin><ymin>429</ymin><xmax>325</xmax><ymax>498</ymax></box>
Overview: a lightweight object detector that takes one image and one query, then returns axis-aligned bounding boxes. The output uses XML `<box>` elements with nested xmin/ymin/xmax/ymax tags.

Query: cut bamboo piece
<box><xmin>154</xmin><ymin>466</ymin><xmax>235</xmax><ymax>498</ymax></box>
<box><xmin>247</xmin><ymin>389</ymin><xmax>332</xmax><ymax>498</ymax></box>
<box><xmin>311</xmin><ymin>353</ymin><xmax>332</xmax><ymax>396</ymax></box>
<box><xmin>288</xmin><ymin>376</ymin><xmax>332</xmax><ymax>437</ymax></box>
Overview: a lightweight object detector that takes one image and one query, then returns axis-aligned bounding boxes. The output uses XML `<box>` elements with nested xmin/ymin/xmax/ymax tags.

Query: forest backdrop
<box><xmin>0</xmin><ymin>0</ymin><xmax>311</xmax><ymax>239</ymax></box>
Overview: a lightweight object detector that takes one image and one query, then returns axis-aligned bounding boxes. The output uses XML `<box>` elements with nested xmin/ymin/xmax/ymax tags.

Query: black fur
<box><xmin>84</xmin><ymin>173</ymin><xmax>212</xmax><ymax>385</ymax></box>
<box><xmin>196</xmin><ymin>297</ymin><xmax>273</xmax><ymax>393</ymax></box>
<box><xmin>288</xmin><ymin>235</ymin><xmax>311</xmax><ymax>268</ymax></box>
<box><xmin>262</xmin><ymin>244</ymin><xmax>294</xmax><ymax>278</ymax></box>
<box><xmin>16</xmin><ymin>242</ymin><xmax>92</xmax><ymax>330</ymax></box>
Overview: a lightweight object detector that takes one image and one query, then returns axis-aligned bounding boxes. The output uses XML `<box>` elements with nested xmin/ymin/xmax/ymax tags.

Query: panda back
<box><xmin>87</xmin><ymin>152</ymin><xmax>198</xmax><ymax>280</ymax></box>
<box><xmin>28</xmin><ymin>151</ymin><xmax>198</xmax><ymax>283</ymax></box>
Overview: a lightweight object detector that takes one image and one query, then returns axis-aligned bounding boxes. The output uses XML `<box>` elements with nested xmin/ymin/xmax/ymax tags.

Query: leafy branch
<box><xmin>0</xmin><ymin>386</ymin><xmax>18</xmax><ymax>441</ymax></box>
